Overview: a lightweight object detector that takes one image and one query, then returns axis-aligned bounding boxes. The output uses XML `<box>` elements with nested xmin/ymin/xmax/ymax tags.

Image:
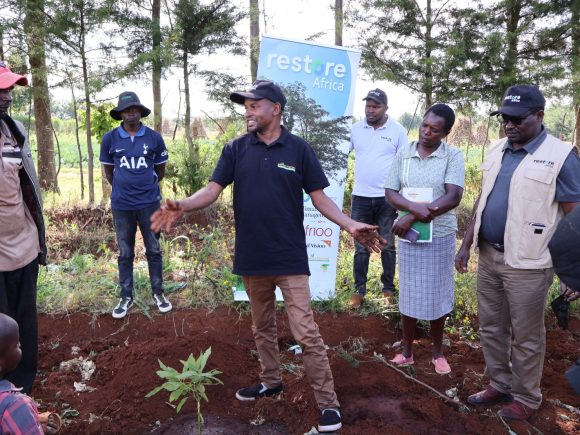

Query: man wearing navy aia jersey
<box><xmin>100</xmin><ymin>91</ymin><xmax>171</xmax><ymax>318</ymax></box>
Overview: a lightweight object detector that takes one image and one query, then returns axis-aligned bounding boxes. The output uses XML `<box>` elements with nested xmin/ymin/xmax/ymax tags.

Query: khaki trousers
<box><xmin>476</xmin><ymin>242</ymin><xmax>553</xmax><ymax>409</ymax></box>
<box><xmin>242</xmin><ymin>275</ymin><xmax>339</xmax><ymax>410</ymax></box>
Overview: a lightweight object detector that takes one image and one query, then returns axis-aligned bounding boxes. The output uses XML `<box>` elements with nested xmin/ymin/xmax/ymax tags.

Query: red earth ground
<box><xmin>33</xmin><ymin>308</ymin><xmax>579</xmax><ymax>435</ymax></box>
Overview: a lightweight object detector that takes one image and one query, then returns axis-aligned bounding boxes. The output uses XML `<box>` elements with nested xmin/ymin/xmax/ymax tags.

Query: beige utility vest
<box><xmin>473</xmin><ymin>134</ymin><xmax>572</xmax><ymax>269</ymax></box>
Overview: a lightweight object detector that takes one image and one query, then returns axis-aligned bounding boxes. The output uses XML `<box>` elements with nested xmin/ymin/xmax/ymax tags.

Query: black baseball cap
<box><xmin>230</xmin><ymin>80</ymin><xmax>287</xmax><ymax>110</ymax></box>
<box><xmin>490</xmin><ymin>84</ymin><xmax>545</xmax><ymax>117</ymax></box>
<box><xmin>363</xmin><ymin>88</ymin><xmax>387</xmax><ymax>105</ymax></box>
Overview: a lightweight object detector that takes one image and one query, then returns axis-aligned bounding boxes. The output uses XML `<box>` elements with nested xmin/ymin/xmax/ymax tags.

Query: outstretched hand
<box><xmin>151</xmin><ymin>199</ymin><xmax>184</xmax><ymax>233</ymax></box>
<box><xmin>350</xmin><ymin>223</ymin><xmax>388</xmax><ymax>253</ymax></box>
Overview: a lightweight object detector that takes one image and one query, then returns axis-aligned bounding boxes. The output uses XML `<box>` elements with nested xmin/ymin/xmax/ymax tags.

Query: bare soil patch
<box><xmin>33</xmin><ymin>308</ymin><xmax>579</xmax><ymax>434</ymax></box>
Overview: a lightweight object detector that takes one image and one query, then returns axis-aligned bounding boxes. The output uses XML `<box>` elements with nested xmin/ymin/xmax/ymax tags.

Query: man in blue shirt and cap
<box><xmin>100</xmin><ymin>91</ymin><xmax>171</xmax><ymax>318</ymax></box>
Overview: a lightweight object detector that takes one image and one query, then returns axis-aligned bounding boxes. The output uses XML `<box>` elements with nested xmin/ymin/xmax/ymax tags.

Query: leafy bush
<box><xmin>165</xmin><ymin>121</ymin><xmax>241</xmax><ymax>197</ymax></box>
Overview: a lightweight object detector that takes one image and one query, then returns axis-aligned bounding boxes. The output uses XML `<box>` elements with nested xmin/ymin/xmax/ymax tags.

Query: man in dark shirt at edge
<box><xmin>151</xmin><ymin>80</ymin><xmax>385</xmax><ymax>433</ymax></box>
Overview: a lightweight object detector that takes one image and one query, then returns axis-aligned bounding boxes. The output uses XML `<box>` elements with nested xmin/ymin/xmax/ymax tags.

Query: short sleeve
<box><xmin>444</xmin><ymin>148</ymin><xmax>465</xmax><ymax>188</ymax></box>
<box><xmin>99</xmin><ymin>131</ymin><xmax>114</xmax><ymax>165</ymax></box>
<box><xmin>397</xmin><ymin>127</ymin><xmax>409</xmax><ymax>152</ymax></box>
<box><xmin>555</xmin><ymin>150</ymin><xmax>580</xmax><ymax>202</ymax></box>
<box><xmin>154</xmin><ymin>132</ymin><xmax>168</xmax><ymax>165</ymax></box>
<box><xmin>210</xmin><ymin>141</ymin><xmax>236</xmax><ymax>187</ymax></box>
<box><xmin>301</xmin><ymin>143</ymin><xmax>330</xmax><ymax>194</ymax></box>
<box><xmin>384</xmin><ymin>148</ymin><xmax>403</xmax><ymax>191</ymax></box>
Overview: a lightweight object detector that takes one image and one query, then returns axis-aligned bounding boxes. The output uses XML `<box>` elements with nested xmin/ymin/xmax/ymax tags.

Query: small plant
<box><xmin>146</xmin><ymin>348</ymin><xmax>222</xmax><ymax>435</ymax></box>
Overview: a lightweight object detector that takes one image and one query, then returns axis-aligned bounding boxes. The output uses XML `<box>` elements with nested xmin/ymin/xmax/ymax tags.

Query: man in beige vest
<box><xmin>0</xmin><ymin>63</ymin><xmax>46</xmax><ymax>394</ymax></box>
<box><xmin>455</xmin><ymin>84</ymin><xmax>580</xmax><ymax>420</ymax></box>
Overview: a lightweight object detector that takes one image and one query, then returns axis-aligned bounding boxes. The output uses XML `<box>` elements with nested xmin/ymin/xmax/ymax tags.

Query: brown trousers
<box><xmin>242</xmin><ymin>275</ymin><xmax>339</xmax><ymax>410</ymax></box>
<box><xmin>476</xmin><ymin>242</ymin><xmax>553</xmax><ymax>409</ymax></box>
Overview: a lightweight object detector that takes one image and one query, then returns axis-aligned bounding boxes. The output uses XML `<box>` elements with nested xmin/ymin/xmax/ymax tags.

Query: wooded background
<box><xmin>1</xmin><ymin>0</ymin><xmax>578</xmax><ymax>200</ymax></box>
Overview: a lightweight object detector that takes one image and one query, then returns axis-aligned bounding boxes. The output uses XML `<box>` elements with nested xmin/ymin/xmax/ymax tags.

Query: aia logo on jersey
<box><xmin>119</xmin><ymin>156</ymin><xmax>148</xmax><ymax>169</ymax></box>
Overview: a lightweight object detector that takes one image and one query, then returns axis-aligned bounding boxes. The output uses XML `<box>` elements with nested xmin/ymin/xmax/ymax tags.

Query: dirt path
<box><xmin>34</xmin><ymin>308</ymin><xmax>579</xmax><ymax>434</ymax></box>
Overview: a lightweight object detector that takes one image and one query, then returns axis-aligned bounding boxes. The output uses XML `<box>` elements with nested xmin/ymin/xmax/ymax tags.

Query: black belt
<box><xmin>485</xmin><ymin>240</ymin><xmax>504</xmax><ymax>253</ymax></box>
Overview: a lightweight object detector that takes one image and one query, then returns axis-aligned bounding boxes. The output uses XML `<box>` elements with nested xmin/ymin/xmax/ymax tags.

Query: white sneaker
<box><xmin>152</xmin><ymin>293</ymin><xmax>172</xmax><ymax>313</ymax></box>
<box><xmin>112</xmin><ymin>297</ymin><xmax>133</xmax><ymax>319</ymax></box>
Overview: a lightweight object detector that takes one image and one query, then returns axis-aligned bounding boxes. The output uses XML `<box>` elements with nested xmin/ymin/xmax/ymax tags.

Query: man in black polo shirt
<box><xmin>151</xmin><ymin>80</ymin><xmax>384</xmax><ymax>433</ymax></box>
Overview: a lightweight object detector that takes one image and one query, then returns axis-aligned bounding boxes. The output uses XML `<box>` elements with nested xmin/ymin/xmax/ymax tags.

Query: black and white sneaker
<box><xmin>319</xmin><ymin>408</ymin><xmax>342</xmax><ymax>432</ymax></box>
<box><xmin>235</xmin><ymin>383</ymin><xmax>283</xmax><ymax>401</ymax></box>
<box><xmin>112</xmin><ymin>297</ymin><xmax>133</xmax><ymax>319</ymax></box>
<box><xmin>153</xmin><ymin>293</ymin><xmax>172</xmax><ymax>313</ymax></box>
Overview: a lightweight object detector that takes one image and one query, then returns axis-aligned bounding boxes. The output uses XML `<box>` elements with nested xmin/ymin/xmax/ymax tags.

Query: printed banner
<box><xmin>233</xmin><ymin>36</ymin><xmax>361</xmax><ymax>301</ymax></box>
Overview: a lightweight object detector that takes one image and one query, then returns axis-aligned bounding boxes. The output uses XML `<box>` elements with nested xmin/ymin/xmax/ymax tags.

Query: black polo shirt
<box><xmin>211</xmin><ymin>126</ymin><xmax>330</xmax><ymax>275</ymax></box>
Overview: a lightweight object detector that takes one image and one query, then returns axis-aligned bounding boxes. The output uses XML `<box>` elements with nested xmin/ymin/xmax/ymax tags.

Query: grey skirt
<box><xmin>398</xmin><ymin>233</ymin><xmax>455</xmax><ymax>320</ymax></box>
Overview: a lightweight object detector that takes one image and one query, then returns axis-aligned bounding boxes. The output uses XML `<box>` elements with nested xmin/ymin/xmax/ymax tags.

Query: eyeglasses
<box><xmin>497</xmin><ymin>111</ymin><xmax>536</xmax><ymax>125</ymax></box>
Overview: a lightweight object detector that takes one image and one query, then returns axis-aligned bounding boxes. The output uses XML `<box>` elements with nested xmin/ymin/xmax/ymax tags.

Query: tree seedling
<box><xmin>146</xmin><ymin>348</ymin><xmax>222</xmax><ymax>434</ymax></box>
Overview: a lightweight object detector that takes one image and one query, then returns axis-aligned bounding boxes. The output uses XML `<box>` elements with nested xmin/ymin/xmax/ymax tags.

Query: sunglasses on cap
<box><xmin>496</xmin><ymin>111</ymin><xmax>538</xmax><ymax>126</ymax></box>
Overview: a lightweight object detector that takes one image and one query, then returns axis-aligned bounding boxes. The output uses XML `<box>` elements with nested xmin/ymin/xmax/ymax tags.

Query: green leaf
<box><xmin>145</xmin><ymin>386</ymin><xmax>163</xmax><ymax>397</ymax></box>
<box><xmin>169</xmin><ymin>389</ymin><xmax>184</xmax><ymax>403</ymax></box>
<box><xmin>176</xmin><ymin>370</ymin><xmax>196</xmax><ymax>380</ymax></box>
<box><xmin>164</xmin><ymin>381</ymin><xmax>182</xmax><ymax>392</ymax></box>
<box><xmin>176</xmin><ymin>397</ymin><xmax>188</xmax><ymax>413</ymax></box>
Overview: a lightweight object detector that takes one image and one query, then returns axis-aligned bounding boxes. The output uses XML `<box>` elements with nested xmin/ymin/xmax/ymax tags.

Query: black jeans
<box><xmin>351</xmin><ymin>195</ymin><xmax>397</xmax><ymax>295</ymax></box>
<box><xmin>0</xmin><ymin>259</ymin><xmax>39</xmax><ymax>394</ymax></box>
<box><xmin>112</xmin><ymin>204</ymin><xmax>164</xmax><ymax>299</ymax></box>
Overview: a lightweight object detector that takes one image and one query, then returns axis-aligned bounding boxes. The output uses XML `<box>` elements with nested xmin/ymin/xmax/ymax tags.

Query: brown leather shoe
<box><xmin>497</xmin><ymin>401</ymin><xmax>535</xmax><ymax>421</ymax></box>
<box><xmin>467</xmin><ymin>385</ymin><xmax>513</xmax><ymax>406</ymax></box>
<box><xmin>349</xmin><ymin>293</ymin><xmax>364</xmax><ymax>308</ymax></box>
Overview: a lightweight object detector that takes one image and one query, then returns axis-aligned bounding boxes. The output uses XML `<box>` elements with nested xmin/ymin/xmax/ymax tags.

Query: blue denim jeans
<box><xmin>351</xmin><ymin>195</ymin><xmax>397</xmax><ymax>295</ymax></box>
<box><xmin>112</xmin><ymin>204</ymin><xmax>163</xmax><ymax>298</ymax></box>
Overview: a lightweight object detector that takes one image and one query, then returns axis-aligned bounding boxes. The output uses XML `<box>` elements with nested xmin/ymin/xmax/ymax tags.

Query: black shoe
<box><xmin>235</xmin><ymin>383</ymin><xmax>283</xmax><ymax>401</ymax></box>
<box><xmin>319</xmin><ymin>408</ymin><xmax>342</xmax><ymax>432</ymax></box>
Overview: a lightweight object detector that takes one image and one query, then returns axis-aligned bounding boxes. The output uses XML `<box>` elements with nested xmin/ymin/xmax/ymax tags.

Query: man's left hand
<box><xmin>561</xmin><ymin>282</ymin><xmax>580</xmax><ymax>302</ymax></box>
<box><xmin>350</xmin><ymin>224</ymin><xmax>387</xmax><ymax>253</ymax></box>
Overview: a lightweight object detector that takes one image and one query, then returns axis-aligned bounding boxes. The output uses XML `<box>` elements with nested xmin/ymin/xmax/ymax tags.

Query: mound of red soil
<box><xmin>34</xmin><ymin>309</ymin><xmax>579</xmax><ymax>434</ymax></box>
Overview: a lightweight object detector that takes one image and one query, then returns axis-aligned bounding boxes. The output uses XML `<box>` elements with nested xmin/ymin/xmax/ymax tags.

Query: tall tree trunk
<box><xmin>152</xmin><ymin>0</ymin><xmax>162</xmax><ymax>132</ymax></box>
<box><xmin>80</xmin><ymin>12</ymin><xmax>94</xmax><ymax>204</ymax></box>
<box><xmin>424</xmin><ymin>0</ymin><xmax>433</xmax><ymax>108</ymax></box>
<box><xmin>502</xmin><ymin>0</ymin><xmax>522</xmax><ymax>90</ymax></box>
<box><xmin>0</xmin><ymin>29</ymin><xmax>4</xmax><ymax>60</ymax></box>
<box><xmin>68</xmin><ymin>71</ymin><xmax>84</xmax><ymax>200</ymax></box>
<box><xmin>24</xmin><ymin>0</ymin><xmax>59</xmax><ymax>192</ymax></box>
<box><xmin>572</xmin><ymin>0</ymin><xmax>580</xmax><ymax>149</ymax></box>
<box><xmin>182</xmin><ymin>51</ymin><xmax>194</xmax><ymax>157</ymax></box>
<box><xmin>334</xmin><ymin>0</ymin><xmax>343</xmax><ymax>46</ymax></box>
<box><xmin>498</xmin><ymin>0</ymin><xmax>522</xmax><ymax>138</ymax></box>
<box><xmin>250</xmin><ymin>0</ymin><xmax>259</xmax><ymax>82</ymax></box>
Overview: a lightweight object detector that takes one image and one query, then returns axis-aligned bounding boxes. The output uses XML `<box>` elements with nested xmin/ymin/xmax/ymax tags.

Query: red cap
<box><xmin>0</xmin><ymin>63</ymin><xmax>28</xmax><ymax>89</ymax></box>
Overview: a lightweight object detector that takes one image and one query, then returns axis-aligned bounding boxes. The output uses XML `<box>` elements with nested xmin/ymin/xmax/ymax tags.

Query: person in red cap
<box><xmin>0</xmin><ymin>62</ymin><xmax>47</xmax><ymax>394</ymax></box>
<box><xmin>456</xmin><ymin>84</ymin><xmax>580</xmax><ymax>420</ymax></box>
